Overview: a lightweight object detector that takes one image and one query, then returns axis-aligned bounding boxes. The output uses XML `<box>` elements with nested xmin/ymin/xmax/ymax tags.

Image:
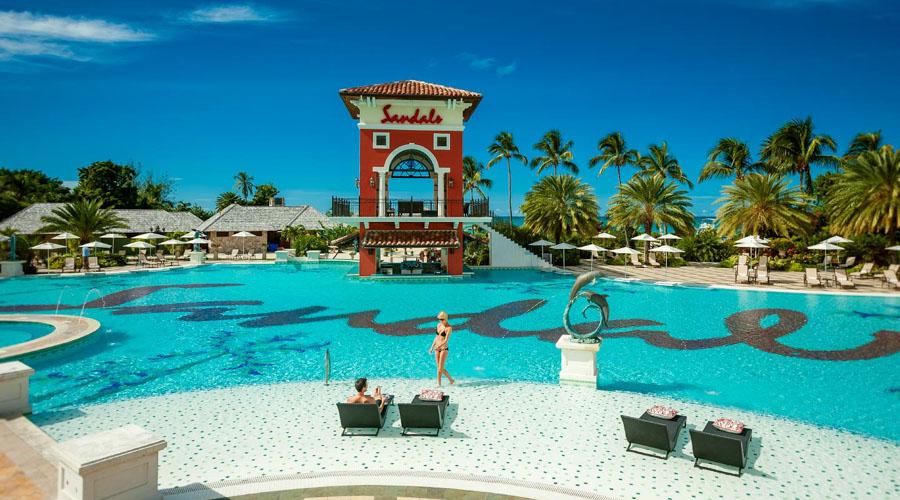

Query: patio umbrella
<box><xmin>808</xmin><ymin>241</ymin><xmax>844</xmax><ymax>274</ymax></box>
<box><xmin>886</xmin><ymin>245</ymin><xmax>900</xmax><ymax>251</ymax></box>
<box><xmin>594</xmin><ymin>232</ymin><xmax>616</xmax><ymax>240</ymax></box>
<box><xmin>577</xmin><ymin>243</ymin><xmax>607</xmax><ymax>271</ymax></box>
<box><xmin>52</xmin><ymin>232</ymin><xmax>79</xmax><ymax>241</ymax></box>
<box><xmin>78</xmin><ymin>241</ymin><xmax>111</xmax><ymax>256</ymax></box>
<box><xmin>658</xmin><ymin>233</ymin><xmax>681</xmax><ymax>241</ymax></box>
<box><xmin>631</xmin><ymin>233</ymin><xmax>659</xmax><ymax>261</ymax></box>
<box><xmin>529</xmin><ymin>239</ymin><xmax>555</xmax><ymax>262</ymax></box>
<box><xmin>824</xmin><ymin>235</ymin><xmax>853</xmax><ymax>244</ymax></box>
<box><xmin>233</xmin><ymin>231</ymin><xmax>255</xmax><ymax>257</ymax></box>
<box><xmin>736</xmin><ymin>235</ymin><xmax>769</xmax><ymax>245</ymax></box>
<box><xmin>651</xmin><ymin>244</ymin><xmax>684</xmax><ymax>276</ymax></box>
<box><xmin>611</xmin><ymin>246</ymin><xmax>641</xmax><ymax>278</ymax></box>
<box><xmin>735</xmin><ymin>239</ymin><xmax>769</xmax><ymax>258</ymax></box>
<box><xmin>124</xmin><ymin>241</ymin><xmax>155</xmax><ymax>249</ymax></box>
<box><xmin>184</xmin><ymin>238</ymin><xmax>210</xmax><ymax>245</ymax></box>
<box><xmin>550</xmin><ymin>242</ymin><xmax>577</xmax><ymax>270</ymax></box>
<box><xmin>0</xmin><ymin>235</ymin><xmax>8</xmax><ymax>242</ymax></box>
<box><xmin>133</xmin><ymin>232</ymin><xmax>166</xmax><ymax>241</ymax></box>
<box><xmin>30</xmin><ymin>242</ymin><xmax>66</xmax><ymax>266</ymax></box>
<box><xmin>180</xmin><ymin>231</ymin><xmax>205</xmax><ymax>239</ymax></box>
<box><xmin>100</xmin><ymin>233</ymin><xmax>127</xmax><ymax>254</ymax></box>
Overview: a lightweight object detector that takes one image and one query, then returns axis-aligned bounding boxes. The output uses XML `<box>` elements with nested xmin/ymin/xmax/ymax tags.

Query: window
<box><xmin>434</xmin><ymin>133</ymin><xmax>450</xmax><ymax>150</ymax></box>
<box><xmin>373</xmin><ymin>132</ymin><xmax>390</xmax><ymax>149</ymax></box>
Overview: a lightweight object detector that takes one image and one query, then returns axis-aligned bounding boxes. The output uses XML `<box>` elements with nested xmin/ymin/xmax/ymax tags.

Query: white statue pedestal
<box><xmin>555</xmin><ymin>334</ymin><xmax>600</xmax><ymax>387</ymax></box>
<box><xmin>0</xmin><ymin>361</ymin><xmax>34</xmax><ymax>415</ymax></box>
<box><xmin>274</xmin><ymin>250</ymin><xmax>289</xmax><ymax>263</ymax></box>
<box><xmin>189</xmin><ymin>251</ymin><xmax>206</xmax><ymax>265</ymax></box>
<box><xmin>306</xmin><ymin>250</ymin><xmax>321</xmax><ymax>260</ymax></box>
<box><xmin>0</xmin><ymin>260</ymin><xmax>25</xmax><ymax>277</ymax></box>
<box><xmin>56</xmin><ymin>425</ymin><xmax>167</xmax><ymax>500</ymax></box>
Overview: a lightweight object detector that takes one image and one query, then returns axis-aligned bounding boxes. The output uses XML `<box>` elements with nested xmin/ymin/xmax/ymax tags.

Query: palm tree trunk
<box><xmin>506</xmin><ymin>158</ymin><xmax>513</xmax><ymax>227</ymax></box>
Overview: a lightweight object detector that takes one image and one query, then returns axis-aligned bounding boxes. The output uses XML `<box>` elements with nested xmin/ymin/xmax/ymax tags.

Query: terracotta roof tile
<box><xmin>361</xmin><ymin>230</ymin><xmax>459</xmax><ymax>248</ymax></box>
<box><xmin>339</xmin><ymin>80</ymin><xmax>482</xmax><ymax>121</ymax></box>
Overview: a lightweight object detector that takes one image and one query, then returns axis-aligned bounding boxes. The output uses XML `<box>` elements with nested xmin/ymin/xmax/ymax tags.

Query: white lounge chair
<box><xmin>647</xmin><ymin>254</ymin><xmax>662</xmax><ymax>268</ymax></box>
<box><xmin>883</xmin><ymin>270</ymin><xmax>900</xmax><ymax>290</ymax></box>
<box><xmin>230</xmin><ymin>249</ymin><xmax>239</xmax><ymax>260</ymax></box>
<box><xmin>735</xmin><ymin>263</ymin><xmax>751</xmax><ymax>284</ymax></box>
<box><xmin>62</xmin><ymin>257</ymin><xmax>75</xmax><ymax>273</ymax></box>
<box><xmin>834</xmin><ymin>269</ymin><xmax>856</xmax><ymax>289</ymax></box>
<box><xmin>803</xmin><ymin>268</ymin><xmax>822</xmax><ymax>287</ymax></box>
<box><xmin>837</xmin><ymin>256</ymin><xmax>856</xmax><ymax>269</ymax></box>
<box><xmin>630</xmin><ymin>254</ymin><xmax>645</xmax><ymax>268</ymax></box>
<box><xmin>756</xmin><ymin>256</ymin><xmax>770</xmax><ymax>284</ymax></box>
<box><xmin>850</xmin><ymin>262</ymin><xmax>874</xmax><ymax>279</ymax></box>
<box><xmin>86</xmin><ymin>256</ymin><xmax>101</xmax><ymax>272</ymax></box>
<box><xmin>888</xmin><ymin>264</ymin><xmax>899</xmax><ymax>273</ymax></box>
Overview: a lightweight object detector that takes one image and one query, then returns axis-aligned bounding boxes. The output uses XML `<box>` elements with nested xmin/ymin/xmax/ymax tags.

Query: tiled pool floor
<box><xmin>32</xmin><ymin>379</ymin><xmax>899</xmax><ymax>499</ymax></box>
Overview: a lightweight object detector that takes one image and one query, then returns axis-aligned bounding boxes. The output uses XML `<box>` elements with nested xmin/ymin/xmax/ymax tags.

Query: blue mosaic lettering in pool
<box><xmin>1</xmin><ymin>263</ymin><xmax>897</xmax><ymax>440</ymax></box>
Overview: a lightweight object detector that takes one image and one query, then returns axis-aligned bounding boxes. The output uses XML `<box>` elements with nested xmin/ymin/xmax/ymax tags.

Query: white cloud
<box><xmin>0</xmin><ymin>10</ymin><xmax>152</xmax><ymax>64</ymax></box>
<box><xmin>496</xmin><ymin>61</ymin><xmax>516</xmax><ymax>76</ymax></box>
<box><xmin>459</xmin><ymin>52</ymin><xmax>495</xmax><ymax>70</ymax></box>
<box><xmin>183</xmin><ymin>4</ymin><xmax>282</xmax><ymax>24</ymax></box>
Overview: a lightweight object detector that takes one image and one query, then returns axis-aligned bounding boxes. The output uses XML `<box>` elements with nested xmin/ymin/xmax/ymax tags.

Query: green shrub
<box><xmin>292</xmin><ymin>233</ymin><xmax>328</xmax><ymax>254</ymax></box>
<box><xmin>680</xmin><ymin>228</ymin><xmax>731</xmax><ymax>262</ymax></box>
<box><xmin>49</xmin><ymin>253</ymin><xmax>82</xmax><ymax>269</ymax></box>
<box><xmin>97</xmin><ymin>253</ymin><xmax>126</xmax><ymax>267</ymax></box>
<box><xmin>787</xmin><ymin>262</ymin><xmax>806</xmax><ymax>272</ymax></box>
<box><xmin>719</xmin><ymin>255</ymin><xmax>739</xmax><ymax>268</ymax></box>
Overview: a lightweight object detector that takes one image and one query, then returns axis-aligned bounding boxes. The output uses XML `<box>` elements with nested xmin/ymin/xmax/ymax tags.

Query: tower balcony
<box><xmin>330</xmin><ymin>197</ymin><xmax>492</xmax><ymax>224</ymax></box>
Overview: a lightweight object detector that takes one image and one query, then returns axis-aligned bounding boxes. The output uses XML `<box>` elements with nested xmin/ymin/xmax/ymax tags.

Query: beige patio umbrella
<box><xmin>529</xmin><ymin>239</ymin><xmax>555</xmax><ymax>262</ymax></box>
<box><xmin>577</xmin><ymin>243</ymin><xmax>607</xmax><ymax>271</ymax></box>
<box><xmin>808</xmin><ymin>241</ymin><xmax>843</xmax><ymax>274</ymax></box>
<box><xmin>30</xmin><ymin>242</ymin><xmax>66</xmax><ymax>266</ymax></box>
<box><xmin>631</xmin><ymin>233</ymin><xmax>658</xmax><ymax>262</ymax></box>
<box><xmin>550</xmin><ymin>242</ymin><xmax>577</xmax><ymax>270</ymax></box>
<box><xmin>100</xmin><ymin>233</ymin><xmax>128</xmax><ymax>254</ymax></box>
<box><xmin>233</xmin><ymin>231</ymin><xmax>255</xmax><ymax>257</ymax></box>
<box><xmin>133</xmin><ymin>232</ymin><xmax>167</xmax><ymax>241</ymax></box>
<box><xmin>651</xmin><ymin>244</ymin><xmax>684</xmax><ymax>277</ymax></box>
<box><xmin>78</xmin><ymin>241</ymin><xmax>112</xmax><ymax>256</ymax></box>
<box><xmin>611</xmin><ymin>246</ymin><xmax>641</xmax><ymax>278</ymax></box>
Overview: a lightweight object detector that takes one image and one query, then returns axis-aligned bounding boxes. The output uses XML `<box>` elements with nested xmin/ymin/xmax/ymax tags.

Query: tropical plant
<box><xmin>607</xmin><ymin>176</ymin><xmax>694</xmax><ymax>240</ymax></box>
<box><xmin>73</xmin><ymin>161</ymin><xmax>139</xmax><ymax>208</ymax></box>
<box><xmin>292</xmin><ymin>233</ymin><xmax>328</xmax><ymax>254</ymax></box>
<box><xmin>530</xmin><ymin>130</ymin><xmax>577</xmax><ymax>176</ymax></box>
<box><xmin>760</xmin><ymin>117</ymin><xmax>839</xmax><ymax>194</ymax></box>
<box><xmin>0</xmin><ymin>168</ymin><xmax>71</xmax><ymax>220</ymax></box>
<box><xmin>588</xmin><ymin>131</ymin><xmax>638</xmax><ymax>186</ymax></box>
<box><xmin>486</xmin><ymin>131</ymin><xmax>528</xmax><ymax>226</ymax></box>
<box><xmin>38</xmin><ymin>199</ymin><xmax>126</xmax><ymax>244</ymax></box>
<box><xmin>826</xmin><ymin>145</ymin><xmax>900</xmax><ymax>244</ymax></box>
<box><xmin>636</xmin><ymin>142</ymin><xmax>694</xmax><ymax>188</ymax></box>
<box><xmin>136</xmin><ymin>172</ymin><xmax>174</xmax><ymax>209</ymax></box>
<box><xmin>251</xmin><ymin>183</ymin><xmax>279</xmax><ymax>206</ymax></box>
<box><xmin>521</xmin><ymin>175</ymin><xmax>598</xmax><ymax>243</ymax></box>
<box><xmin>844</xmin><ymin>130</ymin><xmax>882</xmax><ymax>159</ymax></box>
<box><xmin>215</xmin><ymin>191</ymin><xmax>243</xmax><ymax>212</ymax></box>
<box><xmin>233</xmin><ymin>171</ymin><xmax>255</xmax><ymax>201</ymax></box>
<box><xmin>699</xmin><ymin>138</ymin><xmax>756</xmax><ymax>183</ymax></box>
<box><xmin>462</xmin><ymin>156</ymin><xmax>492</xmax><ymax>203</ymax></box>
<box><xmin>679</xmin><ymin>228</ymin><xmax>732</xmax><ymax>262</ymax></box>
<box><xmin>715</xmin><ymin>173</ymin><xmax>812</xmax><ymax>238</ymax></box>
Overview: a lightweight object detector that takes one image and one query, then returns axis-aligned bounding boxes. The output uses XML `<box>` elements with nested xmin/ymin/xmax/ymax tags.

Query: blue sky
<box><xmin>0</xmin><ymin>0</ymin><xmax>898</xmax><ymax>217</ymax></box>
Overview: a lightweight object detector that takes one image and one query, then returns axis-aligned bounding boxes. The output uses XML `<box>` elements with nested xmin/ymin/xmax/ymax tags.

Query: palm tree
<box><xmin>844</xmin><ymin>130</ymin><xmax>882</xmax><ymax>159</ymax></box>
<box><xmin>699</xmin><ymin>138</ymin><xmax>756</xmax><ymax>182</ymax></box>
<box><xmin>636</xmin><ymin>142</ymin><xmax>694</xmax><ymax>188</ymax></box>
<box><xmin>521</xmin><ymin>175</ymin><xmax>598</xmax><ymax>244</ymax></box>
<box><xmin>588</xmin><ymin>131</ymin><xmax>638</xmax><ymax>186</ymax></box>
<box><xmin>233</xmin><ymin>171</ymin><xmax>255</xmax><ymax>201</ymax></box>
<box><xmin>715</xmin><ymin>173</ymin><xmax>811</xmax><ymax>238</ymax></box>
<box><xmin>827</xmin><ymin>145</ymin><xmax>899</xmax><ymax>245</ymax></box>
<box><xmin>39</xmin><ymin>199</ymin><xmax>126</xmax><ymax>244</ymax></box>
<box><xmin>607</xmin><ymin>176</ymin><xmax>694</xmax><ymax>252</ymax></box>
<box><xmin>760</xmin><ymin>117</ymin><xmax>839</xmax><ymax>194</ymax></box>
<box><xmin>462</xmin><ymin>156</ymin><xmax>493</xmax><ymax>203</ymax></box>
<box><xmin>216</xmin><ymin>191</ymin><xmax>242</xmax><ymax>212</ymax></box>
<box><xmin>530</xmin><ymin>130</ymin><xmax>578</xmax><ymax>176</ymax></box>
<box><xmin>486</xmin><ymin>132</ymin><xmax>528</xmax><ymax>226</ymax></box>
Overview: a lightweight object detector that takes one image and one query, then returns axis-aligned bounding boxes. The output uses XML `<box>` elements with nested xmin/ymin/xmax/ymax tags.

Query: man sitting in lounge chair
<box><xmin>347</xmin><ymin>377</ymin><xmax>392</xmax><ymax>413</ymax></box>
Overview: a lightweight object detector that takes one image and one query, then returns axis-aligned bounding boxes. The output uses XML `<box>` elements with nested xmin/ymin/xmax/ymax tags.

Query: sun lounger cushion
<box><xmin>419</xmin><ymin>389</ymin><xmax>444</xmax><ymax>401</ymax></box>
<box><xmin>646</xmin><ymin>405</ymin><xmax>678</xmax><ymax>419</ymax></box>
<box><xmin>712</xmin><ymin>418</ymin><xmax>745</xmax><ymax>434</ymax></box>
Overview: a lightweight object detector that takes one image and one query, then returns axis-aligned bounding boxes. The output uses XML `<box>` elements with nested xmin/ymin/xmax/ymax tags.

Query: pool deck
<box><xmin>0</xmin><ymin>315</ymin><xmax>101</xmax><ymax>360</ymax></box>
<box><xmin>569</xmin><ymin>263</ymin><xmax>900</xmax><ymax>296</ymax></box>
<box><xmin>31</xmin><ymin>379</ymin><xmax>900</xmax><ymax>499</ymax></box>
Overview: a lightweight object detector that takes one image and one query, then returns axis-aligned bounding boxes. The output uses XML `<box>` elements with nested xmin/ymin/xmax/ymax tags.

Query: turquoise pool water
<box><xmin>1</xmin><ymin>263</ymin><xmax>897</xmax><ymax>440</ymax></box>
<box><xmin>0</xmin><ymin>321</ymin><xmax>54</xmax><ymax>348</ymax></box>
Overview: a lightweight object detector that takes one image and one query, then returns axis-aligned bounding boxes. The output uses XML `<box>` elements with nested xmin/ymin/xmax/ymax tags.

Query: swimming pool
<box><xmin>0</xmin><ymin>321</ymin><xmax>54</xmax><ymax>348</ymax></box>
<box><xmin>1</xmin><ymin>263</ymin><xmax>897</xmax><ymax>441</ymax></box>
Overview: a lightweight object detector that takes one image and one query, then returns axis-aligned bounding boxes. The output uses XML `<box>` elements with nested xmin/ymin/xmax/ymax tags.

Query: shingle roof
<box><xmin>198</xmin><ymin>204</ymin><xmax>334</xmax><ymax>232</ymax></box>
<box><xmin>0</xmin><ymin>203</ymin><xmax>202</xmax><ymax>235</ymax></box>
<box><xmin>339</xmin><ymin>80</ymin><xmax>482</xmax><ymax>121</ymax></box>
<box><xmin>361</xmin><ymin>230</ymin><xmax>459</xmax><ymax>248</ymax></box>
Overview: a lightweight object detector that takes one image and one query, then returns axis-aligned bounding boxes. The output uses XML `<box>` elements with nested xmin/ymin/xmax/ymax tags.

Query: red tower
<box><xmin>333</xmin><ymin>80</ymin><xmax>490</xmax><ymax>277</ymax></box>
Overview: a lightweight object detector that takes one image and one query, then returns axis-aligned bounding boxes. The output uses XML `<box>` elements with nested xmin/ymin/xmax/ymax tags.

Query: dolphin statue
<box><xmin>562</xmin><ymin>271</ymin><xmax>610</xmax><ymax>343</ymax></box>
<box><xmin>324</xmin><ymin>348</ymin><xmax>330</xmax><ymax>386</ymax></box>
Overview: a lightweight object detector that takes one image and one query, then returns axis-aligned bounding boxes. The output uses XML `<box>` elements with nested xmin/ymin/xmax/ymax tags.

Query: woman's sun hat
<box><xmin>436</xmin><ymin>311</ymin><xmax>448</xmax><ymax>320</ymax></box>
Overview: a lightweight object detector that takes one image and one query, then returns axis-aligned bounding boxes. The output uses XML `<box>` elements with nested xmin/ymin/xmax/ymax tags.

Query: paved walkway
<box><xmin>567</xmin><ymin>263</ymin><xmax>898</xmax><ymax>295</ymax></box>
<box><xmin>0</xmin><ymin>416</ymin><xmax>56</xmax><ymax>499</ymax></box>
<box><xmin>33</xmin><ymin>379</ymin><xmax>900</xmax><ymax>499</ymax></box>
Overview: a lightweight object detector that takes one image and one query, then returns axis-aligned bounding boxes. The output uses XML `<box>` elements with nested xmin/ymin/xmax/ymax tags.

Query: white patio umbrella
<box><xmin>159</xmin><ymin>239</ymin><xmax>184</xmax><ymax>246</ymax></box>
<box><xmin>78</xmin><ymin>241</ymin><xmax>111</xmax><ymax>256</ymax></box>
<box><xmin>631</xmin><ymin>233</ymin><xmax>659</xmax><ymax>261</ymax></box>
<box><xmin>735</xmin><ymin>239</ymin><xmax>769</xmax><ymax>258</ymax></box>
<box><xmin>52</xmin><ymin>232</ymin><xmax>79</xmax><ymax>241</ymax></box>
<box><xmin>180</xmin><ymin>231</ymin><xmax>205</xmax><ymax>239</ymax></box>
<box><xmin>233</xmin><ymin>231</ymin><xmax>255</xmax><ymax>257</ymax></box>
<box><xmin>808</xmin><ymin>241</ymin><xmax>844</xmax><ymax>274</ymax></box>
<box><xmin>550</xmin><ymin>242</ymin><xmax>577</xmax><ymax>270</ymax></box>
<box><xmin>736</xmin><ymin>235</ymin><xmax>769</xmax><ymax>245</ymax></box>
<box><xmin>133</xmin><ymin>232</ymin><xmax>166</xmax><ymax>241</ymax></box>
<box><xmin>184</xmin><ymin>238</ymin><xmax>210</xmax><ymax>245</ymax></box>
<box><xmin>100</xmin><ymin>233</ymin><xmax>127</xmax><ymax>254</ymax></box>
<box><xmin>30</xmin><ymin>242</ymin><xmax>66</xmax><ymax>266</ymax></box>
<box><xmin>577</xmin><ymin>243</ymin><xmax>607</xmax><ymax>270</ymax></box>
<box><xmin>594</xmin><ymin>232</ymin><xmax>616</xmax><ymax>240</ymax></box>
<box><xmin>824</xmin><ymin>235</ymin><xmax>853</xmax><ymax>244</ymax></box>
<box><xmin>0</xmin><ymin>235</ymin><xmax>8</xmax><ymax>242</ymax></box>
<box><xmin>529</xmin><ymin>239</ymin><xmax>554</xmax><ymax>262</ymax></box>
<box><xmin>658</xmin><ymin>233</ymin><xmax>681</xmax><ymax>241</ymax></box>
<box><xmin>651</xmin><ymin>244</ymin><xmax>684</xmax><ymax>276</ymax></box>
<box><xmin>886</xmin><ymin>245</ymin><xmax>900</xmax><ymax>251</ymax></box>
<box><xmin>123</xmin><ymin>241</ymin><xmax>155</xmax><ymax>249</ymax></box>
<box><xmin>611</xmin><ymin>246</ymin><xmax>641</xmax><ymax>278</ymax></box>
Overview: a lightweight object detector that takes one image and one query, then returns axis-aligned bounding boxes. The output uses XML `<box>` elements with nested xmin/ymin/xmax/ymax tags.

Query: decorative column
<box><xmin>0</xmin><ymin>361</ymin><xmax>34</xmax><ymax>415</ymax></box>
<box><xmin>555</xmin><ymin>335</ymin><xmax>600</xmax><ymax>387</ymax></box>
<box><xmin>56</xmin><ymin>425</ymin><xmax>167</xmax><ymax>500</ymax></box>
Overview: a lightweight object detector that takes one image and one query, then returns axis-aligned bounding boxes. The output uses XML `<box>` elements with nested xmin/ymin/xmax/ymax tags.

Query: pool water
<box><xmin>0</xmin><ymin>321</ymin><xmax>54</xmax><ymax>348</ymax></box>
<box><xmin>1</xmin><ymin>263</ymin><xmax>897</xmax><ymax>441</ymax></box>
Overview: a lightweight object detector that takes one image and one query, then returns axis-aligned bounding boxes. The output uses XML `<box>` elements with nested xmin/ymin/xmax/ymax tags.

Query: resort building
<box><xmin>332</xmin><ymin>80</ymin><xmax>493</xmax><ymax>276</ymax></box>
<box><xmin>198</xmin><ymin>202</ymin><xmax>333</xmax><ymax>254</ymax></box>
<box><xmin>0</xmin><ymin>203</ymin><xmax>202</xmax><ymax>236</ymax></box>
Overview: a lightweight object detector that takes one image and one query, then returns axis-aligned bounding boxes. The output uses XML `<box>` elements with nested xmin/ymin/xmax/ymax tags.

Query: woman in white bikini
<box><xmin>428</xmin><ymin>310</ymin><xmax>455</xmax><ymax>386</ymax></box>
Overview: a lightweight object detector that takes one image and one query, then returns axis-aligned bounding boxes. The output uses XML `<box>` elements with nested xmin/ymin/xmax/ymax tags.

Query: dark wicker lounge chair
<box><xmin>620</xmin><ymin>412</ymin><xmax>687</xmax><ymax>459</ymax></box>
<box><xmin>336</xmin><ymin>402</ymin><xmax>387</xmax><ymax>436</ymax></box>
<box><xmin>689</xmin><ymin>421</ymin><xmax>753</xmax><ymax>476</ymax></box>
<box><xmin>398</xmin><ymin>395</ymin><xmax>450</xmax><ymax>436</ymax></box>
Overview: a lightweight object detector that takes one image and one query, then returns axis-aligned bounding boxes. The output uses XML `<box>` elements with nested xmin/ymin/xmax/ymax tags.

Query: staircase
<box><xmin>477</xmin><ymin>224</ymin><xmax>554</xmax><ymax>270</ymax></box>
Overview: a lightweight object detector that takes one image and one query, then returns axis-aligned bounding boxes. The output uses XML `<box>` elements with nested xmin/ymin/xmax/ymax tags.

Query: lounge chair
<box><xmin>181</xmin><ymin>249</ymin><xmax>192</xmax><ymax>260</ymax></box>
<box><xmin>734</xmin><ymin>264</ymin><xmax>751</xmax><ymax>284</ymax></box>
<box><xmin>336</xmin><ymin>402</ymin><xmax>387</xmax><ymax>436</ymax></box>
<box><xmin>630</xmin><ymin>254</ymin><xmax>645</xmax><ymax>268</ymax></box>
<box><xmin>834</xmin><ymin>269</ymin><xmax>856</xmax><ymax>289</ymax></box>
<box><xmin>838</xmin><ymin>256</ymin><xmax>857</xmax><ymax>269</ymax></box>
<box><xmin>62</xmin><ymin>257</ymin><xmax>75</xmax><ymax>273</ymax></box>
<box><xmin>689</xmin><ymin>421</ymin><xmax>753</xmax><ymax>477</ymax></box>
<box><xmin>883</xmin><ymin>270</ymin><xmax>900</xmax><ymax>290</ymax></box>
<box><xmin>230</xmin><ymin>249</ymin><xmax>239</xmax><ymax>260</ymax></box>
<box><xmin>803</xmin><ymin>268</ymin><xmax>822</xmax><ymax>287</ymax></box>
<box><xmin>850</xmin><ymin>262</ymin><xmax>875</xmax><ymax>279</ymax></box>
<box><xmin>86</xmin><ymin>256</ymin><xmax>100</xmax><ymax>272</ymax></box>
<box><xmin>889</xmin><ymin>264</ymin><xmax>899</xmax><ymax>273</ymax></box>
<box><xmin>736</xmin><ymin>254</ymin><xmax>748</xmax><ymax>268</ymax></box>
<box><xmin>398</xmin><ymin>395</ymin><xmax>450</xmax><ymax>436</ymax></box>
<box><xmin>620</xmin><ymin>412</ymin><xmax>687</xmax><ymax>459</ymax></box>
<box><xmin>647</xmin><ymin>254</ymin><xmax>662</xmax><ymax>268</ymax></box>
<box><xmin>756</xmin><ymin>257</ymin><xmax>770</xmax><ymax>285</ymax></box>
